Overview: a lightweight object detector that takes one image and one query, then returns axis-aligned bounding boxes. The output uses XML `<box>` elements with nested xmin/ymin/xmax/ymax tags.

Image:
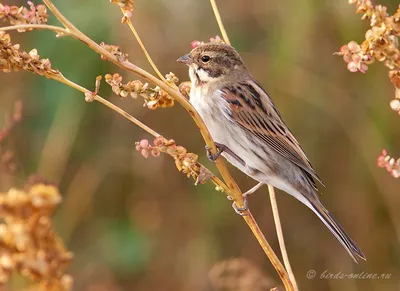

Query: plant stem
<box><xmin>50</xmin><ymin>73</ymin><xmax>160</xmax><ymax>138</ymax></box>
<box><xmin>0</xmin><ymin>24</ymin><xmax>67</xmax><ymax>35</ymax></box>
<box><xmin>268</xmin><ymin>185</ymin><xmax>298</xmax><ymax>291</ymax></box>
<box><xmin>243</xmin><ymin>212</ymin><xmax>294</xmax><ymax>291</ymax></box>
<box><xmin>122</xmin><ymin>13</ymin><xmax>168</xmax><ymax>83</ymax></box>
<box><xmin>209</xmin><ymin>0</ymin><xmax>231</xmax><ymax>45</ymax></box>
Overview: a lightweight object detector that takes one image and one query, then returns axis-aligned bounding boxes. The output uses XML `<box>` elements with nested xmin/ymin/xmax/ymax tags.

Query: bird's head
<box><xmin>177</xmin><ymin>43</ymin><xmax>246</xmax><ymax>85</ymax></box>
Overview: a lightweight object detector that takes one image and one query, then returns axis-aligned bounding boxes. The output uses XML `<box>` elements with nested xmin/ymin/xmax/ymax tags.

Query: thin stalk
<box><xmin>268</xmin><ymin>185</ymin><xmax>299</xmax><ymax>291</ymax></box>
<box><xmin>50</xmin><ymin>73</ymin><xmax>160</xmax><ymax>138</ymax></box>
<box><xmin>122</xmin><ymin>13</ymin><xmax>167</xmax><ymax>83</ymax></box>
<box><xmin>209</xmin><ymin>0</ymin><xmax>231</xmax><ymax>45</ymax></box>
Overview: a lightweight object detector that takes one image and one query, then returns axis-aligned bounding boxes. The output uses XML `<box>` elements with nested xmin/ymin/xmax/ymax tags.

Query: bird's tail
<box><xmin>309</xmin><ymin>200</ymin><xmax>366</xmax><ymax>263</ymax></box>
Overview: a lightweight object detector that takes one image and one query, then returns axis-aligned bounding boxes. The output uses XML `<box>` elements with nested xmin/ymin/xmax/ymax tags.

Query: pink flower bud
<box><xmin>340</xmin><ymin>45</ymin><xmax>350</xmax><ymax>54</ymax></box>
<box><xmin>347</xmin><ymin>62</ymin><xmax>358</xmax><ymax>72</ymax></box>
<box><xmin>141</xmin><ymin>149</ymin><xmax>149</xmax><ymax>158</ymax></box>
<box><xmin>191</xmin><ymin>41</ymin><xmax>201</xmax><ymax>49</ymax></box>
<box><xmin>347</xmin><ymin>41</ymin><xmax>359</xmax><ymax>52</ymax></box>
<box><xmin>139</xmin><ymin>139</ymin><xmax>149</xmax><ymax>149</ymax></box>
<box><xmin>390</xmin><ymin>99</ymin><xmax>400</xmax><ymax>111</ymax></box>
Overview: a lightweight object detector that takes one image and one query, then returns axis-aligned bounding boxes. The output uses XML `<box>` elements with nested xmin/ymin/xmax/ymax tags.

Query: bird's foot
<box><xmin>205</xmin><ymin>142</ymin><xmax>245</xmax><ymax>166</ymax></box>
<box><xmin>227</xmin><ymin>194</ymin><xmax>249</xmax><ymax>216</ymax></box>
<box><xmin>227</xmin><ymin>183</ymin><xmax>263</xmax><ymax>216</ymax></box>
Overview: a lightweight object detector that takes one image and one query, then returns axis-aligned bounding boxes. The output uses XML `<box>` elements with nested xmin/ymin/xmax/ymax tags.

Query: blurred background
<box><xmin>1</xmin><ymin>0</ymin><xmax>400</xmax><ymax>290</ymax></box>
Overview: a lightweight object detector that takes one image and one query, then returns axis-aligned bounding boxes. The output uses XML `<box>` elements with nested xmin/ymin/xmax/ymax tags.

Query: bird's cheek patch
<box><xmin>196</xmin><ymin>68</ymin><xmax>214</xmax><ymax>83</ymax></box>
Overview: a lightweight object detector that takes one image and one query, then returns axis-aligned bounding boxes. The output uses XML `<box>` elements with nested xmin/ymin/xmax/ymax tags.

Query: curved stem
<box><xmin>209</xmin><ymin>0</ymin><xmax>231</xmax><ymax>45</ymax></box>
<box><xmin>50</xmin><ymin>73</ymin><xmax>160</xmax><ymax>138</ymax></box>
<box><xmin>268</xmin><ymin>185</ymin><xmax>298</xmax><ymax>291</ymax></box>
<box><xmin>0</xmin><ymin>24</ymin><xmax>67</xmax><ymax>35</ymax></box>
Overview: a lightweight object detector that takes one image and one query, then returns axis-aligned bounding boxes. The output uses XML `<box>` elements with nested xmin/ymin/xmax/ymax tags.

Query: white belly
<box><xmin>190</xmin><ymin>86</ymin><xmax>268</xmax><ymax>175</ymax></box>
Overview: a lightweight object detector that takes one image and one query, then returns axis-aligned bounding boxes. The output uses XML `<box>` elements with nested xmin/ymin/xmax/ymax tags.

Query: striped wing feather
<box><xmin>221</xmin><ymin>80</ymin><xmax>324</xmax><ymax>189</ymax></box>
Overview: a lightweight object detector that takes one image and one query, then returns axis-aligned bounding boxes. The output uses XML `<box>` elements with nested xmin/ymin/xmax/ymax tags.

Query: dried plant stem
<box><xmin>268</xmin><ymin>185</ymin><xmax>298</xmax><ymax>291</ymax></box>
<box><xmin>122</xmin><ymin>13</ymin><xmax>168</xmax><ymax>84</ymax></box>
<box><xmin>50</xmin><ymin>73</ymin><xmax>160</xmax><ymax>138</ymax></box>
<box><xmin>209</xmin><ymin>0</ymin><xmax>231</xmax><ymax>45</ymax></box>
<box><xmin>243</xmin><ymin>212</ymin><xmax>294</xmax><ymax>291</ymax></box>
<box><xmin>0</xmin><ymin>24</ymin><xmax>67</xmax><ymax>34</ymax></box>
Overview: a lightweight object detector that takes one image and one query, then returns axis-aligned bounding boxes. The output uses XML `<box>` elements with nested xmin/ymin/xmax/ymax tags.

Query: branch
<box><xmin>209</xmin><ymin>0</ymin><xmax>231</xmax><ymax>45</ymax></box>
<box><xmin>268</xmin><ymin>185</ymin><xmax>298</xmax><ymax>291</ymax></box>
<box><xmin>121</xmin><ymin>10</ymin><xmax>168</xmax><ymax>84</ymax></box>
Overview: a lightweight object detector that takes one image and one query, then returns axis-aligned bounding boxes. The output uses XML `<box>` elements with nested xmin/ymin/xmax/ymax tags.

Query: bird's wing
<box><xmin>221</xmin><ymin>79</ymin><xmax>324</xmax><ymax>189</ymax></box>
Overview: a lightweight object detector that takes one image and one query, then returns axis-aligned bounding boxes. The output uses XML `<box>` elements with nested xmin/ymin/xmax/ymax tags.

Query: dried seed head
<box><xmin>0</xmin><ymin>32</ymin><xmax>58</xmax><ymax>76</ymax></box>
<box><xmin>135</xmin><ymin>136</ymin><xmax>206</xmax><ymax>182</ymax></box>
<box><xmin>377</xmin><ymin>149</ymin><xmax>400</xmax><ymax>177</ymax></box>
<box><xmin>338</xmin><ymin>1</ymin><xmax>400</xmax><ymax>110</ymax></box>
<box><xmin>0</xmin><ymin>2</ymin><xmax>48</xmax><ymax>31</ymax></box>
<box><xmin>0</xmin><ymin>184</ymin><xmax>72</xmax><ymax>288</ymax></box>
<box><xmin>100</xmin><ymin>42</ymin><xmax>128</xmax><ymax>62</ymax></box>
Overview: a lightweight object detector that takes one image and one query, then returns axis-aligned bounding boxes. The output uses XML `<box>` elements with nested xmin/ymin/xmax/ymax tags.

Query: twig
<box><xmin>50</xmin><ymin>73</ymin><xmax>160</xmax><ymax>138</ymax></box>
<box><xmin>209</xmin><ymin>0</ymin><xmax>231</xmax><ymax>45</ymax></box>
<box><xmin>243</xmin><ymin>212</ymin><xmax>294</xmax><ymax>291</ymax></box>
<box><xmin>268</xmin><ymin>185</ymin><xmax>298</xmax><ymax>291</ymax></box>
<box><xmin>121</xmin><ymin>11</ymin><xmax>168</xmax><ymax>84</ymax></box>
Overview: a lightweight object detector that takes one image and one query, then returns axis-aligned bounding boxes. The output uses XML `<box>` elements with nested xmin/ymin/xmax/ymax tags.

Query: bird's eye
<box><xmin>201</xmin><ymin>55</ymin><xmax>211</xmax><ymax>63</ymax></box>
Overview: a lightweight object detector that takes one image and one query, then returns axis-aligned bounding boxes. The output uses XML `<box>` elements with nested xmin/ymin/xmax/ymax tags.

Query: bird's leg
<box><xmin>227</xmin><ymin>195</ymin><xmax>249</xmax><ymax>216</ymax></box>
<box><xmin>205</xmin><ymin>142</ymin><xmax>245</xmax><ymax>166</ymax></box>
<box><xmin>243</xmin><ymin>182</ymin><xmax>264</xmax><ymax>197</ymax></box>
<box><xmin>227</xmin><ymin>182</ymin><xmax>264</xmax><ymax>216</ymax></box>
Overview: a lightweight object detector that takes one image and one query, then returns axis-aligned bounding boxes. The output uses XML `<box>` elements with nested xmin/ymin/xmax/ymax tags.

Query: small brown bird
<box><xmin>178</xmin><ymin>42</ymin><xmax>366</xmax><ymax>262</ymax></box>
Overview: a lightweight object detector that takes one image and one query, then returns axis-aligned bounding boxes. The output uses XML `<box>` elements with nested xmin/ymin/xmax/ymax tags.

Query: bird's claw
<box><xmin>205</xmin><ymin>142</ymin><xmax>246</xmax><ymax>166</ymax></box>
<box><xmin>205</xmin><ymin>144</ymin><xmax>222</xmax><ymax>162</ymax></box>
<box><xmin>227</xmin><ymin>195</ymin><xmax>249</xmax><ymax>216</ymax></box>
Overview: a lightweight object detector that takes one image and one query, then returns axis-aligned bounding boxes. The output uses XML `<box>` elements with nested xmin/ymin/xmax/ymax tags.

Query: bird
<box><xmin>177</xmin><ymin>42</ymin><xmax>366</xmax><ymax>263</ymax></box>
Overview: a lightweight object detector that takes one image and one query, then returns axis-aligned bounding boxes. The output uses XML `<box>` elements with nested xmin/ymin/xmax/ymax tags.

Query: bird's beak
<box><xmin>177</xmin><ymin>53</ymin><xmax>193</xmax><ymax>65</ymax></box>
